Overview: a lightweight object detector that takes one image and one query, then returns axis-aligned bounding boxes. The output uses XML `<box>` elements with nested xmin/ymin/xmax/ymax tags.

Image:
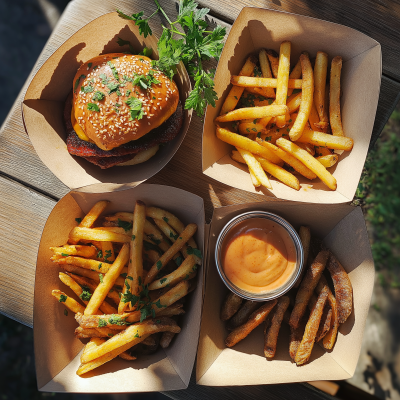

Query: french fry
<box><xmin>264</xmin><ymin>296</ymin><xmax>290</xmax><ymax>358</ymax></box>
<box><xmin>227</xmin><ymin>300</ymin><xmax>260</xmax><ymax>330</ymax></box>
<box><xmin>295</xmin><ymin>285</ymin><xmax>329</xmax><ymax>365</ymax></box>
<box><xmin>256</xmin><ymin>138</ymin><xmax>317</xmax><ymax>180</ymax></box>
<box><xmin>52</xmin><ymin>290</ymin><xmax>85</xmax><ymax>314</ymax></box>
<box><xmin>289</xmin><ymin>53</ymin><xmax>314</xmax><ymax>141</ymax></box>
<box><xmin>308</xmin><ymin>293</ymin><xmax>332</xmax><ymax>342</ymax></box>
<box><xmin>69</xmin><ymin>227</ymin><xmax>130</xmax><ymax>243</ymax></box>
<box><xmin>314</xmin><ymin>51</ymin><xmax>329</xmax><ymax>127</ymax></box>
<box><xmin>144</xmin><ymin>224</ymin><xmax>197</xmax><ymax>284</ymax></box>
<box><xmin>316</xmin><ymin>154</ymin><xmax>339</xmax><ymax>168</ymax></box>
<box><xmin>230</xmin><ymin>76</ymin><xmax>302</xmax><ymax>89</ymax></box>
<box><xmin>289</xmin><ymin>250</ymin><xmax>329</xmax><ymax>329</ymax></box>
<box><xmin>289</xmin><ymin>318</ymin><xmax>306</xmax><ymax>360</ymax></box>
<box><xmin>250</xmin><ymin>170</ymin><xmax>261</xmax><ymax>187</ymax></box>
<box><xmin>330</xmin><ymin>56</ymin><xmax>344</xmax><ymax>136</ymax></box>
<box><xmin>326</xmin><ymin>253</ymin><xmax>353</xmax><ymax>324</ymax></box>
<box><xmin>287</xmin><ymin>92</ymin><xmax>302</xmax><ymax>114</ymax></box>
<box><xmin>276</xmin><ymin>138</ymin><xmax>337</xmax><ymax>190</ymax></box>
<box><xmin>119</xmin><ymin>351</ymin><xmax>137</xmax><ymax>361</ymax></box>
<box><xmin>287</xmin><ymin>57</ymin><xmax>302</xmax><ymax>96</ymax></box>
<box><xmin>276</xmin><ymin>41</ymin><xmax>291</xmax><ymax>128</ymax></box>
<box><xmin>50</xmin><ymin>245</ymin><xmax>96</xmax><ymax>258</ymax></box>
<box><xmin>315</xmin><ymin>146</ymin><xmax>332</xmax><ymax>157</ymax></box>
<box><xmin>221</xmin><ymin>292</ymin><xmax>244</xmax><ymax>322</ymax></box>
<box><xmin>237</xmin><ymin>147</ymin><xmax>272</xmax><ymax>189</ymax></box>
<box><xmin>225</xmin><ymin>300</ymin><xmax>277</xmax><ymax>347</ymax></box>
<box><xmin>215</xmin><ymin>105</ymin><xmax>288</xmax><ymax>123</ymax></box>
<box><xmin>266</xmin><ymin>49</ymin><xmax>279</xmax><ymax>78</ymax></box>
<box><xmin>160</xmin><ymin>331</ymin><xmax>176</xmax><ymax>349</ymax></box>
<box><xmin>54</xmin><ymin>255</ymin><xmax>112</xmax><ymax>274</ymax></box>
<box><xmin>74</xmin><ymin>326</ymin><xmax>124</xmax><ymax>339</ymax></box>
<box><xmin>217</xmin><ymin>127</ymin><xmax>283</xmax><ymax>165</ymax></box>
<box><xmin>319</xmin><ymin>276</ymin><xmax>339</xmax><ymax>349</ymax></box>
<box><xmin>148</xmin><ymin>255</ymin><xmax>196</xmax><ymax>290</ymax></box>
<box><xmin>220</xmin><ymin>56</ymin><xmax>257</xmax><ymax>115</ymax></box>
<box><xmin>156</xmin><ymin>303</ymin><xmax>185</xmax><ymax>317</ymax></box>
<box><xmin>309</xmin><ymin>101</ymin><xmax>321</xmax><ymax>132</ymax></box>
<box><xmin>85</xmin><ymin>243</ymin><xmax>130</xmax><ymax>315</ymax></box>
<box><xmin>100</xmin><ymin>242</ymin><xmax>115</xmax><ymax>263</ymax></box>
<box><xmin>295</xmin><ymin>142</ymin><xmax>315</xmax><ymax>156</ymax></box>
<box><xmin>298</xmin><ymin>126</ymin><xmax>353</xmax><ymax>150</ymax></box>
<box><xmin>77</xmin><ymin>318</ymin><xmax>181</xmax><ymax>374</ymax></box>
<box><xmin>259</xmin><ymin>49</ymin><xmax>276</xmax><ymax>98</ymax></box>
<box><xmin>59</xmin><ymin>272</ymin><xmax>88</xmax><ymax>305</ymax></box>
<box><xmin>76</xmin><ymin>312</ymin><xmax>135</xmax><ymax>329</ymax></box>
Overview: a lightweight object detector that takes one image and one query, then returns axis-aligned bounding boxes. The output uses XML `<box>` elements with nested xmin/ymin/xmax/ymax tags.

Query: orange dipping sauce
<box><xmin>221</xmin><ymin>218</ymin><xmax>297</xmax><ymax>294</ymax></box>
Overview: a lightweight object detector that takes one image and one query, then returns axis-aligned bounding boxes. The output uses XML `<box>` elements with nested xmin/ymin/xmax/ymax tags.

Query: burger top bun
<box><xmin>72</xmin><ymin>53</ymin><xmax>180</xmax><ymax>151</ymax></box>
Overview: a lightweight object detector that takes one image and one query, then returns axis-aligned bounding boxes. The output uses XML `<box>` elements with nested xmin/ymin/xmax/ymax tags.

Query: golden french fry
<box><xmin>314</xmin><ymin>146</ymin><xmax>332</xmax><ymax>157</ymax></box>
<box><xmin>144</xmin><ymin>224</ymin><xmax>197</xmax><ymax>284</ymax></box>
<box><xmin>69</xmin><ymin>227</ymin><xmax>130</xmax><ymax>243</ymax></box>
<box><xmin>59</xmin><ymin>272</ymin><xmax>91</xmax><ymax>306</ymax></box>
<box><xmin>230</xmin><ymin>76</ymin><xmax>302</xmax><ymax>89</ymax></box>
<box><xmin>256</xmin><ymin>138</ymin><xmax>317</xmax><ymax>180</ymax></box>
<box><xmin>295</xmin><ymin>142</ymin><xmax>315</xmax><ymax>156</ymax></box>
<box><xmin>220</xmin><ymin>56</ymin><xmax>257</xmax><ymax>115</ymax></box>
<box><xmin>266</xmin><ymin>49</ymin><xmax>279</xmax><ymax>78</ymax></box>
<box><xmin>276</xmin><ymin>41</ymin><xmax>291</xmax><ymax>128</ymax></box>
<box><xmin>316</xmin><ymin>154</ymin><xmax>339</xmax><ymax>168</ymax></box>
<box><xmin>156</xmin><ymin>303</ymin><xmax>185</xmax><ymax>317</ymax></box>
<box><xmin>100</xmin><ymin>242</ymin><xmax>115</xmax><ymax>263</ymax></box>
<box><xmin>287</xmin><ymin>57</ymin><xmax>302</xmax><ymax>96</ymax></box>
<box><xmin>276</xmin><ymin>138</ymin><xmax>337</xmax><ymax>190</ymax></box>
<box><xmin>314</xmin><ymin>51</ymin><xmax>329</xmax><ymax>126</ymax></box>
<box><xmin>330</xmin><ymin>56</ymin><xmax>344</xmax><ymax>136</ymax></box>
<box><xmin>148</xmin><ymin>255</ymin><xmax>196</xmax><ymax>290</ymax></box>
<box><xmin>259</xmin><ymin>49</ymin><xmax>276</xmax><ymax>98</ymax></box>
<box><xmin>74</xmin><ymin>326</ymin><xmax>124</xmax><ymax>339</ymax></box>
<box><xmin>289</xmin><ymin>53</ymin><xmax>314</xmax><ymax>141</ymax></box>
<box><xmin>298</xmin><ymin>126</ymin><xmax>353</xmax><ymax>150</ymax></box>
<box><xmin>215</xmin><ymin>105</ymin><xmax>288</xmax><ymax>123</ymax></box>
<box><xmin>53</xmin><ymin>255</ymin><xmax>112</xmax><ymax>274</ymax></box>
<box><xmin>50</xmin><ymin>245</ymin><xmax>96</xmax><ymax>258</ymax></box>
<box><xmin>237</xmin><ymin>147</ymin><xmax>272</xmax><ymax>189</ymax></box>
<box><xmin>309</xmin><ymin>100</ymin><xmax>321</xmax><ymax>132</ymax></box>
<box><xmin>216</xmin><ymin>127</ymin><xmax>284</xmax><ymax>165</ymax></box>
<box><xmin>52</xmin><ymin>290</ymin><xmax>85</xmax><ymax>314</ymax></box>
<box><xmin>287</xmin><ymin>92</ymin><xmax>302</xmax><ymax>114</ymax></box>
<box><xmin>250</xmin><ymin>169</ymin><xmax>261</xmax><ymax>187</ymax></box>
<box><xmin>85</xmin><ymin>243</ymin><xmax>130</xmax><ymax>315</ymax></box>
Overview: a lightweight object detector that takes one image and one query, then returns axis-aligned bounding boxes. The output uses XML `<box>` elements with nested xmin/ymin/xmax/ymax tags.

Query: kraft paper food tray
<box><xmin>202</xmin><ymin>7</ymin><xmax>382</xmax><ymax>203</ymax></box>
<box><xmin>22</xmin><ymin>12</ymin><xmax>192</xmax><ymax>190</ymax></box>
<box><xmin>196</xmin><ymin>201</ymin><xmax>374</xmax><ymax>385</ymax></box>
<box><xmin>34</xmin><ymin>184</ymin><xmax>205</xmax><ymax>393</ymax></box>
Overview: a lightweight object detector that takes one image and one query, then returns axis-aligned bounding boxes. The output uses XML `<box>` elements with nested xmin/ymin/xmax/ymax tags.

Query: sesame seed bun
<box><xmin>72</xmin><ymin>53</ymin><xmax>180</xmax><ymax>151</ymax></box>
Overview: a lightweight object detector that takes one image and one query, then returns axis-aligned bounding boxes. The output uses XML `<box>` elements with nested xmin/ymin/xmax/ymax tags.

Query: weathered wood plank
<box><xmin>199</xmin><ymin>0</ymin><xmax>400</xmax><ymax>83</ymax></box>
<box><xmin>0</xmin><ymin>175</ymin><xmax>56</xmax><ymax>327</ymax></box>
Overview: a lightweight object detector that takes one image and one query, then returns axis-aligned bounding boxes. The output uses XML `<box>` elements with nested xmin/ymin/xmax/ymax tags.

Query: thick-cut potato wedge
<box><xmin>227</xmin><ymin>300</ymin><xmax>260</xmax><ymax>330</ymax></box>
<box><xmin>230</xmin><ymin>76</ymin><xmax>302</xmax><ymax>89</ymax></box>
<box><xmin>316</xmin><ymin>305</ymin><xmax>332</xmax><ymax>342</ymax></box>
<box><xmin>144</xmin><ymin>224</ymin><xmax>197</xmax><ymax>284</ymax></box>
<box><xmin>326</xmin><ymin>253</ymin><xmax>353</xmax><ymax>324</ymax></box>
<box><xmin>221</xmin><ymin>292</ymin><xmax>244</xmax><ymax>321</ymax></box>
<box><xmin>237</xmin><ymin>147</ymin><xmax>272</xmax><ymax>189</ymax></box>
<box><xmin>50</xmin><ymin>245</ymin><xmax>96</xmax><ymax>258</ymax></box>
<box><xmin>215</xmin><ymin>105</ymin><xmax>288</xmax><ymax>123</ymax></box>
<box><xmin>266</xmin><ymin>49</ymin><xmax>279</xmax><ymax>78</ymax></box>
<box><xmin>221</xmin><ymin>56</ymin><xmax>257</xmax><ymax>115</ymax></box>
<box><xmin>298</xmin><ymin>126</ymin><xmax>353</xmax><ymax>151</ymax></box>
<box><xmin>289</xmin><ymin>318</ymin><xmax>306</xmax><ymax>360</ymax></box>
<box><xmin>52</xmin><ymin>290</ymin><xmax>85</xmax><ymax>314</ymax></box>
<box><xmin>85</xmin><ymin>243</ymin><xmax>130</xmax><ymax>315</ymax></box>
<box><xmin>295</xmin><ymin>286</ymin><xmax>329</xmax><ymax>365</ymax></box>
<box><xmin>287</xmin><ymin>57</ymin><xmax>302</xmax><ymax>96</ymax></box>
<box><xmin>53</xmin><ymin>255</ymin><xmax>112</xmax><ymax>274</ymax></box>
<box><xmin>225</xmin><ymin>300</ymin><xmax>277</xmax><ymax>347</ymax></box>
<box><xmin>289</xmin><ymin>250</ymin><xmax>329</xmax><ymax>329</ymax></box>
<box><xmin>320</xmin><ymin>278</ymin><xmax>339</xmax><ymax>349</ymax></box>
<box><xmin>316</xmin><ymin>154</ymin><xmax>339</xmax><ymax>168</ymax></box>
<box><xmin>264</xmin><ymin>296</ymin><xmax>290</xmax><ymax>358</ymax></box>
<box><xmin>330</xmin><ymin>56</ymin><xmax>344</xmax><ymax>136</ymax></box>
<box><xmin>276</xmin><ymin>41</ymin><xmax>291</xmax><ymax>128</ymax></box>
<box><xmin>259</xmin><ymin>49</ymin><xmax>276</xmax><ymax>98</ymax></box>
<box><xmin>276</xmin><ymin>138</ymin><xmax>337</xmax><ymax>190</ymax></box>
<box><xmin>217</xmin><ymin>127</ymin><xmax>283</xmax><ymax>165</ymax></box>
<box><xmin>69</xmin><ymin>227</ymin><xmax>130</xmax><ymax>243</ymax></box>
<box><xmin>289</xmin><ymin>53</ymin><xmax>314</xmax><ymax>141</ymax></box>
<box><xmin>256</xmin><ymin>139</ymin><xmax>317</xmax><ymax>180</ymax></box>
<box><xmin>148</xmin><ymin>255</ymin><xmax>196</xmax><ymax>290</ymax></box>
<box><xmin>314</xmin><ymin>51</ymin><xmax>329</xmax><ymax>127</ymax></box>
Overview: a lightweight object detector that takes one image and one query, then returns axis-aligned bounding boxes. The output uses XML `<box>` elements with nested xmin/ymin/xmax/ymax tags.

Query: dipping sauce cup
<box><xmin>215</xmin><ymin>211</ymin><xmax>304</xmax><ymax>301</ymax></box>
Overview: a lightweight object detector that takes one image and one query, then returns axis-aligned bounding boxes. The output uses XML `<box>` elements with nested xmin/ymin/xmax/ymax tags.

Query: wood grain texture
<box><xmin>0</xmin><ymin>175</ymin><xmax>55</xmax><ymax>327</ymax></box>
<box><xmin>199</xmin><ymin>0</ymin><xmax>400</xmax><ymax>83</ymax></box>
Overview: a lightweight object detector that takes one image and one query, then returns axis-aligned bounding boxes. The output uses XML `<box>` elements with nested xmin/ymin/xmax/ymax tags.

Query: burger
<box><xmin>64</xmin><ymin>53</ymin><xmax>183</xmax><ymax>169</ymax></box>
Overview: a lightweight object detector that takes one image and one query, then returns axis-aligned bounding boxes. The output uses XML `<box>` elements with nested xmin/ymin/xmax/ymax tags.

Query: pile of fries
<box><xmin>50</xmin><ymin>200</ymin><xmax>201</xmax><ymax>375</ymax></box>
<box><xmin>215</xmin><ymin>42</ymin><xmax>354</xmax><ymax>191</ymax></box>
<box><xmin>220</xmin><ymin>226</ymin><xmax>353</xmax><ymax>365</ymax></box>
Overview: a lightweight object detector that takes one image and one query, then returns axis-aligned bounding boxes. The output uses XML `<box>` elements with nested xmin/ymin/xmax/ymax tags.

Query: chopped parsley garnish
<box><xmin>74</xmin><ymin>74</ymin><xmax>86</xmax><ymax>92</ymax></box>
<box><xmin>160</xmin><ymin>278</ymin><xmax>167</xmax><ymax>284</ymax></box>
<box><xmin>125</xmin><ymin>96</ymin><xmax>144</xmax><ymax>120</ymax></box>
<box><xmin>99</xmin><ymin>73</ymin><xmax>110</xmax><ymax>85</ymax></box>
<box><xmin>61</xmin><ymin>253</ymin><xmax>69</xmax><ymax>257</ymax></box>
<box><xmin>156</xmin><ymin>261</ymin><xmax>163</xmax><ymax>270</ymax></box>
<box><xmin>131</xmin><ymin>235</ymin><xmax>136</xmax><ymax>241</ymax></box>
<box><xmin>126</xmin><ymin>90</ymin><xmax>131</xmax><ymax>96</ymax></box>
<box><xmin>287</xmin><ymin>128</ymin><xmax>290</xmax><ymax>132</ymax></box>
<box><xmin>132</xmin><ymin>70</ymin><xmax>161</xmax><ymax>90</ymax></box>
<box><xmin>162</xmin><ymin>217</ymin><xmax>169</xmax><ymax>223</ymax></box>
<box><xmin>253</xmin><ymin>66</ymin><xmax>262</xmax><ymax>77</ymax></box>
<box><xmin>268</xmin><ymin>99</ymin><xmax>273</xmax><ymax>105</ymax></box>
<box><xmin>253</xmin><ymin>119</ymin><xmax>258</xmax><ymax>124</ymax></box>
<box><xmin>108</xmin><ymin>333</ymin><xmax>114</xmax><ymax>337</ymax></box>
<box><xmin>92</xmin><ymin>91</ymin><xmax>105</xmax><ymax>101</ymax></box>
<box><xmin>64</xmin><ymin>309</ymin><xmax>68</xmax><ymax>316</ymax></box>
<box><xmin>107</xmin><ymin>82</ymin><xmax>121</xmax><ymax>96</ymax></box>
<box><xmin>75</xmin><ymin>217</ymin><xmax>82</xmax><ymax>223</ymax></box>
<box><xmin>98</xmin><ymin>318</ymin><xmax>107</xmax><ymax>328</ymax></box>
<box><xmin>104</xmin><ymin>250</ymin><xmax>113</xmax><ymax>263</ymax></box>
<box><xmin>246</xmin><ymin>128</ymin><xmax>250</xmax><ymax>133</ymax></box>
<box><xmin>154</xmin><ymin>299</ymin><xmax>166</xmax><ymax>309</ymax></box>
<box><xmin>87</xmin><ymin>103</ymin><xmax>100</xmax><ymax>112</ymax></box>
<box><xmin>97</xmin><ymin>250</ymin><xmax>103</xmax><ymax>259</ymax></box>
<box><xmin>108</xmin><ymin>315</ymin><xmax>127</xmax><ymax>326</ymax></box>
<box><xmin>187</xmin><ymin>246</ymin><xmax>202</xmax><ymax>259</ymax></box>
<box><xmin>169</xmin><ymin>231</ymin><xmax>179</xmax><ymax>240</ymax></box>
<box><xmin>99</xmin><ymin>273</ymin><xmax>104</xmax><ymax>284</ymax></box>
<box><xmin>118</xmin><ymin>219</ymin><xmax>133</xmax><ymax>232</ymax></box>
<box><xmin>107</xmin><ymin>61</ymin><xmax>120</xmax><ymax>82</ymax></box>
<box><xmin>257</xmin><ymin>132</ymin><xmax>261</xmax><ymax>138</ymax></box>
<box><xmin>148</xmin><ymin>234</ymin><xmax>161</xmax><ymax>245</ymax></box>
<box><xmin>58</xmin><ymin>294</ymin><xmax>67</xmax><ymax>303</ymax></box>
<box><xmin>134</xmin><ymin>331</ymin><xmax>141</xmax><ymax>338</ymax></box>
<box><xmin>265</xmin><ymin>136</ymin><xmax>272</xmax><ymax>142</ymax></box>
<box><xmin>143</xmin><ymin>240</ymin><xmax>162</xmax><ymax>254</ymax></box>
<box><xmin>88</xmin><ymin>62</ymin><xmax>92</xmax><ymax>69</ymax></box>
<box><xmin>252</xmin><ymin>128</ymin><xmax>257</xmax><ymax>132</ymax></box>
<box><xmin>121</xmin><ymin>272</ymin><xmax>127</xmax><ymax>278</ymax></box>
<box><xmin>175</xmin><ymin>256</ymin><xmax>183</xmax><ymax>266</ymax></box>
<box><xmin>79</xmin><ymin>287</ymin><xmax>92</xmax><ymax>301</ymax></box>
<box><xmin>81</xmin><ymin>84</ymin><xmax>94</xmax><ymax>93</ymax></box>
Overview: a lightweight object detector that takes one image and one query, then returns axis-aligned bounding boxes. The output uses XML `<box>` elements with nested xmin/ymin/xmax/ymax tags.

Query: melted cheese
<box><xmin>71</xmin><ymin>105</ymin><xmax>91</xmax><ymax>142</ymax></box>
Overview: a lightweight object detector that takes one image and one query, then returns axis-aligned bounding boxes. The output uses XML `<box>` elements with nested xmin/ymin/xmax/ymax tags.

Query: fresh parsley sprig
<box><xmin>117</xmin><ymin>0</ymin><xmax>226</xmax><ymax>117</ymax></box>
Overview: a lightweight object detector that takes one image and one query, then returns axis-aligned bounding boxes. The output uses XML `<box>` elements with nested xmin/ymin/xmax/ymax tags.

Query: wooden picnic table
<box><xmin>0</xmin><ymin>0</ymin><xmax>399</xmax><ymax>397</ymax></box>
